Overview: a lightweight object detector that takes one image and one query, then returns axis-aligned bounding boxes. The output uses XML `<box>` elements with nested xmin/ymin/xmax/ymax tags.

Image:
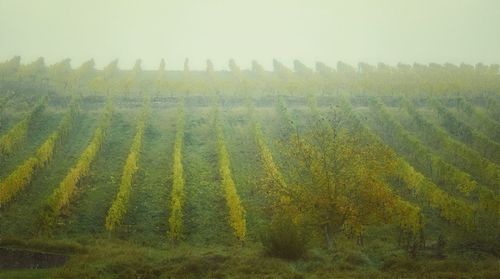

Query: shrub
<box><xmin>343</xmin><ymin>250</ymin><xmax>372</xmax><ymax>266</ymax></box>
<box><xmin>261</xmin><ymin>218</ymin><xmax>307</xmax><ymax>260</ymax></box>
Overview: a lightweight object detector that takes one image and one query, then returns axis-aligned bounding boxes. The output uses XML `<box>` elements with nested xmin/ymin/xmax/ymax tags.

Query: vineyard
<box><xmin>0</xmin><ymin>58</ymin><xmax>499</xmax><ymax>278</ymax></box>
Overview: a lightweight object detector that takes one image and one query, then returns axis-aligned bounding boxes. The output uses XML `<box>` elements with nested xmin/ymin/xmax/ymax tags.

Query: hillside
<box><xmin>0</xmin><ymin>60</ymin><xmax>499</xmax><ymax>278</ymax></box>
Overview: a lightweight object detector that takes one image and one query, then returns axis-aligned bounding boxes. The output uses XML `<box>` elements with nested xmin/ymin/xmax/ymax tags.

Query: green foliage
<box><xmin>261</xmin><ymin>217</ymin><xmax>307</xmax><ymax>260</ymax></box>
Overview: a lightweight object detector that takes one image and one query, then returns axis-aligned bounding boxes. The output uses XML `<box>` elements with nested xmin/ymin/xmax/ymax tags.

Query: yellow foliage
<box><xmin>168</xmin><ymin>101</ymin><xmax>185</xmax><ymax>240</ymax></box>
<box><xmin>0</xmin><ymin>101</ymin><xmax>77</xmax><ymax>207</ymax></box>
<box><xmin>261</xmin><ymin>98</ymin><xmax>428</xmax><ymax>242</ymax></box>
<box><xmin>36</xmin><ymin>133</ymin><xmax>58</xmax><ymax>167</ymax></box>
<box><xmin>214</xmin><ymin>106</ymin><xmax>246</xmax><ymax>241</ymax></box>
<box><xmin>42</xmin><ymin>100</ymin><xmax>112</xmax><ymax>227</ymax></box>
<box><xmin>105</xmin><ymin>100</ymin><xmax>148</xmax><ymax>231</ymax></box>
<box><xmin>341</xmin><ymin>98</ymin><xmax>479</xmax><ymax>232</ymax></box>
<box><xmin>36</xmin><ymin>104</ymin><xmax>77</xmax><ymax>166</ymax></box>
<box><xmin>48</xmin><ymin>127</ymin><xmax>105</xmax><ymax>215</ymax></box>
<box><xmin>0</xmin><ymin>118</ymin><xmax>29</xmax><ymax>155</ymax></box>
<box><xmin>398</xmin><ymin>159</ymin><xmax>475</xmax><ymax>229</ymax></box>
<box><xmin>0</xmin><ymin>157</ymin><xmax>38</xmax><ymax>206</ymax></box>
<box><xmin>253</xmin><ymin>121</ymin><xmax>302</xmax><ymax>224</ymax></box>
<box><xmin>0</xmin><ymin>99</ymin><xmax>45</xmax><ymax>156</ymax></box>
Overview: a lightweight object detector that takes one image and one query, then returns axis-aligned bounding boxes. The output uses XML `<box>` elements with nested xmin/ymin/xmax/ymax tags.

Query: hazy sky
<box><xmin>1</xmin><ymin>0</ymin><xmax>499</xmax><ymax>70</ymax></box>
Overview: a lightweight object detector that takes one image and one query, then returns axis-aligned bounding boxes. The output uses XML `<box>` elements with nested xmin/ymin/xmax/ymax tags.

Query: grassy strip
<box><xmin>105</xmin><ymin>100</ymin><xmax>148</xmax><ymax>232</ymax></box>
<box><xmin>214</xmin><ymin>104</ymin><xmax>246</xmax><ymax>242</ymax></box>
<box><xmin>168</xmin><ymin>100</ymin><xmax>186</xmax><ymax>241</ymax></box>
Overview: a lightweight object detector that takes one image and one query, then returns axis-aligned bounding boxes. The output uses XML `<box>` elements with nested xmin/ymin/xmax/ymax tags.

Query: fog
<box><xmin>1</xmin><ymin>0</ymin><xmax>499</xmax><ymax>70</ymax></box>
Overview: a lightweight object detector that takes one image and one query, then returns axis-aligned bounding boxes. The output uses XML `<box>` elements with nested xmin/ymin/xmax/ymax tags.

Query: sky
<box><xmin>1</xmin><ymin>0</ymin><xmax>499</xmax><ymax>70</ymax></box>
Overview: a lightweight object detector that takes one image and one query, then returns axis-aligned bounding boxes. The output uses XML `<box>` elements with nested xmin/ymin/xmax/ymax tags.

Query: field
<box><xmin>0</xmin><ymin>59</ymin><xmax>499</xmax><ymax>278</ymax></box>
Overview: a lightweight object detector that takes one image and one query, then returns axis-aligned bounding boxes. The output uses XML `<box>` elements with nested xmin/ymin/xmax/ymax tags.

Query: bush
<box><xmin>261</xmin><ymin>218</ymin><xmax>307</xmax><ymax>260</ymax></box>
<box><xmin>381</xmin><ymin>255</ymin><xmax>422</xmax><ymax>272</ymax></box>
<box><xmin>343</xmin><ymin>250</ymin><xmax>372</xmax><ymax>266</ymax></box>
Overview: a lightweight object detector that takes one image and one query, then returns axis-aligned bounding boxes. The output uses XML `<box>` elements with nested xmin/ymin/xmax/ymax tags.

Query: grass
<box><xmin>122</xmin><ymin>108</ymin><xmax>176</xmax><ymax>244</ymax></box>
<box><xmin>182</xmin><ymin>107</ymin><xmax>234</xmax><ymax>245</ymax></box>
<box><xmin>221</xmin><ymin>106</ymin><xmax>268</xmax><ymax>240</ymax></box>
<box><xmin>2</xmin><ymin>237</ymin><xmax>497</xmax><ymax>278</ymax></box>
<box><xmin>50</xmin><ymin>239</ymin><xmax>306</xmax><ymax>278</ymax></box>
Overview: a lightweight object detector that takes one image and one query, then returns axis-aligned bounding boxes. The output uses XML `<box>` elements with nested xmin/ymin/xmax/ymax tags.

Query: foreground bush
<box><xmin>261</xmin><ymin>218</ymin><xmax>307</xmax><ymax>260</ymax></box>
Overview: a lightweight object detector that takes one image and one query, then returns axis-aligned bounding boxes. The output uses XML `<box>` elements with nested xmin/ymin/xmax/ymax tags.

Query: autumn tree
<box><xmin>274</xmin><ymin>105</ymin><xmax>422</xmax><ymax>249</ymax></box>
